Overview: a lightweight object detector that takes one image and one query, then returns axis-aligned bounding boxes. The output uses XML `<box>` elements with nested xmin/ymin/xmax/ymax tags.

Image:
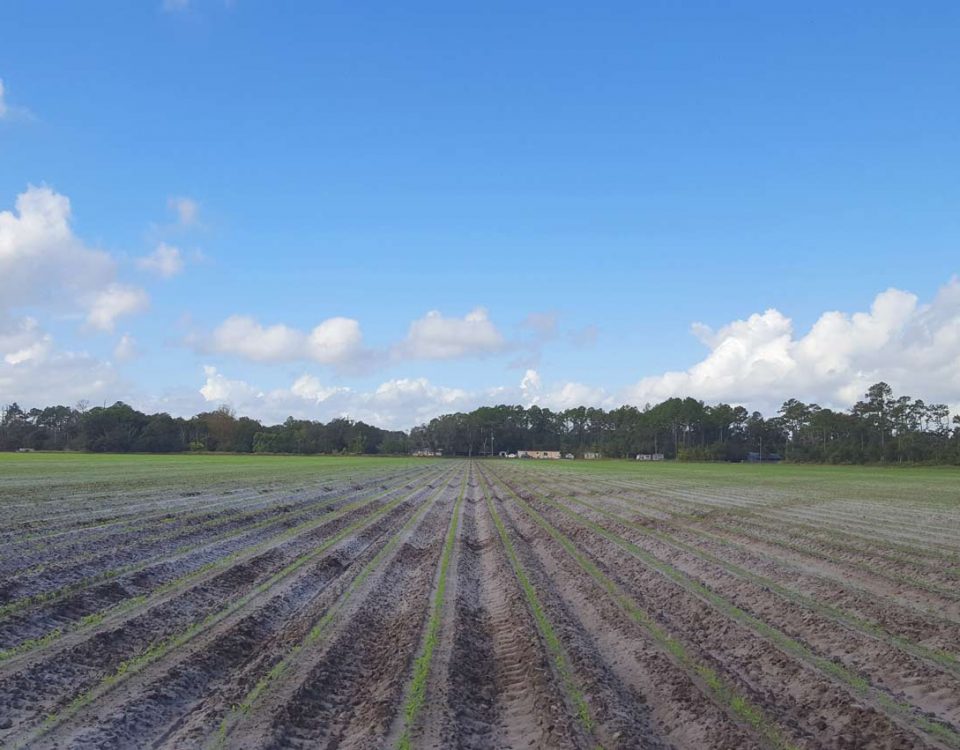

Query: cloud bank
<box><xmin>399</xmin><ymin>307</ymin><xmax>505</xmax><ymax>360</ymax></box>
<box><xmin>206</xmin><ymin>315</ymin><xmax>365</xmax><ymax>366</ymax></box>
<box><xmin>624</xmin><ymin>279</ymin><xmax>960</xmax><ymax>412</ymax></box>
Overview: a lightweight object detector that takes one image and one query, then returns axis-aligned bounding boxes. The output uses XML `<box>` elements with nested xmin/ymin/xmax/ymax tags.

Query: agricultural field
<box><xmin>1</xmin><ymin>455</ymin><xmax>959</xmax><ymax>749</ymax></box>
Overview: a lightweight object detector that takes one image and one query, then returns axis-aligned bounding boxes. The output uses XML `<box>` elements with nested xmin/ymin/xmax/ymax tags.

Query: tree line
<box><xmin>410</xmin><ymin>382</ymin><xmax>960</xmax><ymax>464</ymax></box>
<box><xmin>0</xmin><ymin>402</ymin><xmax>408</xmax><ymax>455</ymax></box>
<box><xmin>2</xmin><ymin>382</ymin><xmax>958</xmax><ymax>463</ymax></box>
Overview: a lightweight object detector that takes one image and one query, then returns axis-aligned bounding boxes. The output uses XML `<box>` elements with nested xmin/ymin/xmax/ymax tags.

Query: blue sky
<box><xmin>1</xmin><ymin>2</ymin><xmax>959</xmax><ymax>427</ymax></box>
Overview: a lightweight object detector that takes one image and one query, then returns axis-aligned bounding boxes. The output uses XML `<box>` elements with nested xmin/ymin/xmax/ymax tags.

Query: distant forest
<box><xmin>2</xmin><ymin>382</ymin><xmax>959</xmax><ymax>464</ymax></box>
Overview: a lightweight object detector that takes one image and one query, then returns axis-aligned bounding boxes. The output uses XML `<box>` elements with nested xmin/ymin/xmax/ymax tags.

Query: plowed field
<box><xmin>2</xmin><ymin>454</ymin><xmax>959</xmax><ymax>749</ymax></box>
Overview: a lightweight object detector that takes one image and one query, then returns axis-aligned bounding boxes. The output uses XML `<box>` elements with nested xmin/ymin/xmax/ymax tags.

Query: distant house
<box><xmin>412</xmin><ymin>448</ymin><xmax>442</xmax><ymax>457</ymax></box>
<box><xmin>584</xmin><ymin>452</ymin><xmax>601</xmax><ymax>460</ymax></box>
<box><xmin>517</xmin><ymin>450</ymin><xmax>561</xmax><ymax>460</ymax></box>
<box><xmin>636</xmin><ymin>453</ymin><xmax>665</xmax><ymax>461</ymax></box>
<box><xmin>563</xmin><ymin>453</ymin><xmax>575</xmax><ymax>460</ymax></box>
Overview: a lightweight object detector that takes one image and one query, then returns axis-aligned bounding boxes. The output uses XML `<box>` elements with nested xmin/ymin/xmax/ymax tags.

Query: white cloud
<box><xmin>168</xmin><ymin>196</ymin><xmax>199</xmax><ymax>226</ymax></box>
<box><xmin>520</xmin><ymin>368</ymin><xmax>541</xmax><ymax>396</ymax></box>
<box><xmin>624</xmin><ymin>279</ymin><xmax>960</xmax><ymax>411</ymax></box>
<box><xmin>1</xmin><ymin>317</ymin><xmax>52</xmax><ymax>366</ymax></box>
<box><xmin>307</xmin><ymin>317</ymin><xmax>364</xmax><ymax>363</ymax></box>
<box><xmin>210</xmin><ymin>316</ymin><xmax>302</xmax><ymax>362</ymax></box>
<box><xmin>0</xmin><ymin>185</ymin><xmax>147</xmax><ymax>329</ymax></box>
<box><xmin>194</xmin><ymin>368</ymin><xmax>486</xmax><ymax>429</ymax></box>
<box><xmin>207</xmin><ymin>314</ymin><xmax>364</xmax><ymax>365</ymax></box>
<box><xmin>400</xmin><ymin>307</ymin><xmax>505</xmax><ymax>360</ymax></box>
<box><xmin>199</xmin><ymin>365</ymin><xmax>261</xmax><ymax>403</ymax></box>
<box><xmin>541</xmin><ymin>381</ymin><xmax>611</xmax><ymax>411</ymax></box>
<box><xmin>0</xmin><ymin>315</ymin><xmax>119</xmax><ymax>405</ymax></box>
<box><xmin>86</xmin><ymin>284</ymin><xmax>150</xmax><ymax>332</ymax></box>
<box><xmin>138</xmin><ymin>242</ymin><xmax>184</xmax><ymax>278</ymax></box>
<box><xmin>114</xmin><ymin>333</ymin><xmax>138</xmax><ymax>362</ymax></box>
<box><xmin>290</xmin><ymin>374</ymin><xmax>349</xmax><ymax>403</ymax></box>
<box><xmin>191</xmin><ymin>367</ymin><xmax>613</xmax><ymax>430</ymax></box>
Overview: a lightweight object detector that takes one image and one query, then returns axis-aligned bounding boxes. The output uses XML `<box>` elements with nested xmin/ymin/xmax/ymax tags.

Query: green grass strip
<box><xmin>540</xmin><ymin>482</ymin><xmax>960</xmax><ymax>680</ymax></box>
<box><xmin>10</xmin><ymin>471</ymin><xmax>454</xmax><ymax>750</ymax></box>
<box><xmin>212</xmin><ymin>471</ymin><xmax>458</xmax><ymax>749</ymax></box>
<box><xmin>483</xmin><ymin>468</ymin><xmax>798</xmax><ymax>750</ymax></box>
<box><xmin>395</xmin><ymin>470</ymin><xmax>468</xmax><ymax>750</ymax></box>
<box><xmin>478</xmin><ymin>472</ymin><xmax>600</xmax><ymax>747</ymax></box>
<box><xmin>504</xmin><ymin>474</ymin><xmax>960</xmax><ymax>750</ymax></box>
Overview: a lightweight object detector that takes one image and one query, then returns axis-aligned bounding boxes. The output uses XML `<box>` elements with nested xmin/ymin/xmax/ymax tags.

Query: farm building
<box><xmin>517</xmin><ymin>450</ymin><xmax>561</xmax><ymax>460</ymax></box>
<box><xmin>636</xmin><ymin>453</ymin><xmax>665</xmax><ymax>461</ymax></box>
<box><xmin>584</xmin><ymin>452</ymin><xmax>601</xmax><ymax>460</ymax></box>
<box><xmin>411</xmin><ymin>449</ymin><xmax>442</xmax><ymax>457</ymax></box>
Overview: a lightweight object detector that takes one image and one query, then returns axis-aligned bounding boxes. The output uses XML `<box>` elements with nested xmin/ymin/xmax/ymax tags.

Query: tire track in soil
<box><xmin>0</xmin><ymin>468</ymin><xmax>422</xmax><ymax>595</ymax></box>
<box><xmin>470</xmin><ymin>477</ymin><xmax>582</xmax><ymax>749</ymax></box>
<box><xmin>478</xmin><ymin>467</ymin><xmax>677</xmax><ymax>750</ymax></box>
<box><xmin>536</xmin><ymin>481</ymin><xmax>960</xmax><ymax>729</ymax></box>
<box><xmin>482</xmin><ymin>468</ymin><xmax>801</xmax><ymax>750</ymax></box>
<box><xmin>507</xmin><ymin>481</ymin><xmax>953</xmax><ymax>750</ymax></box>
<box><xmin>202</xmin><ymin>472</ymin><xmax>462</xmax><ymax>750</ymax></box>
<box><xmin>534</xmin><ymin>469</ymin><xmax>960</xmax><ymax>638</ymax></box>
<box><xmin>0</xmin><ymin>461</ymin><xmax>390</xmax><ymax>554</ymax></box>
<box><xmin>582</xmin><ymin>474</ymin><xmax>960</xmax><ymax>617</ymax></box>
<box><xmin>0</xmin><ymin>476</ymin><xmax>364</xmax><ymax>574</ymax></box>
<box><xmin>251</xmin><ymin>467</ymin><xmax>467</xmax><ymax>750</ymax></box>
<box><xmin>0</xmin><ymin>468</ymin><xmax>441</xmax><ymax>659</ymax></box>
<box><xmin>29</xmin><ymin>490</ymin><xmax>431</xmax><ymax>750</ymax></box>
<box><xmin>0</xmin><ymin>468</ymin><xmax>430</xmax><ymax>624</ymax></box>
<box><xmin>521</xmin><ymin>471</ymin><xmax>960</xmax><ymax>682</ymax></box>
<box><xmin>388</xmin><ymin>466</ymin><xmax>468</xmax><ymax>749</ymax></box>
<box><xmin>1</xmin><ymin>480</ymin><xmax>376</xmax><ymax>605</ymax></box>
<box><xmin>0</xmin><ymin>471</ymin><xmax>451</xmax><ymax>747</ymax></box>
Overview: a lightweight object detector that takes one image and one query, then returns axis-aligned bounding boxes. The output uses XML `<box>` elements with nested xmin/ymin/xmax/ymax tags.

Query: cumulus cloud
<box><xmin>1</xmin><ymin>317</ymin><xmax>52</xmax><ymax>366</ymax></box>
<box><xmin>86</xmin><ymin>284</ymin><xmax>150</xmax><ymax>332</ymax></box>
<box><xmin>290</xmin><ymin>374</ymin><xmax>350</xmax><ymax>403</ymax></box>
<box><xmin>199</xmin><ymin>365</ymin><xmax>262</xmax><ymax>403</ymax></box>
<box><xmin>359</xmin><ymin>378</ymin><xmax>471</xmax><ymax>427</ymax></box>
<box><xmin>195</xmin><ymin>368</ymin><xmax>513</xmax><ymax>429</ymax></box>
<box><xmin>0</xmin><ymin>185</ymin><xmax>147</xmax><ymax>328</ymax></box>
<box><xmin>400</xmin><ymin>307</ymin><xmax>505</xmax><ymax>360</ymax></box>
<box><xmin>541</xmin><ymin>381</ymin><xmax>611</xmax><ymax>411</ymax></box>
<box><xmin>520</xmin><ymin>368</ymin><xmax>541</xmax><ymax>398</ymax></box>
<box><xmin>138</xmin><ymin>242</ymin><xmax>184</xmax><ymax>278</ymax></box>
<box><xmin>206</xmin><ymin>314</ymin><xmax>364</xmax><ymax>365</ymax></box>
<box><xmin>624</xmin><ymin>279</ymin><xmax>960</xmax><ymax>412</ymax></box>
<box><xmin>0</xmin><ymin>315</ymin><xmax>119</xmax><ymax>405</ymax></box>
<box><xmin>192</xmin><ymin>366</ymin><xmax>614</xmax><ymax>430</ymax></box>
